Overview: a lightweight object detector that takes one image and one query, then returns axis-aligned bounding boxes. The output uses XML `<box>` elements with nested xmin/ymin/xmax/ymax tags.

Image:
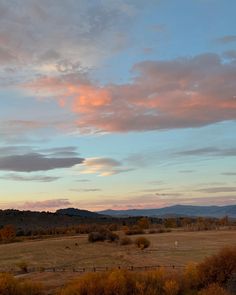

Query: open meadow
<box><xmin>1</xmin><ymin>229</ymin><xmax>235</xmax><ymax>271</ymax></box>
<box><xmin>0</xmin><ymin>229</ymin><xmax>235</xmax><ymax>294</ymax></box>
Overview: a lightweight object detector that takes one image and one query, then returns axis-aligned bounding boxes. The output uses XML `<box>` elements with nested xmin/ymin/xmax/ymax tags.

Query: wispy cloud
<box><xmin>70</xmin><ymin>188</ymin><xmax>101</xmax><ymax>192</ymax></box>
<box><xmin>0</xmin><ymin>173</ymin><xmax>60</xmax><ymax>182</ymax></box>
<box><xmin>215</xmin><ymin>35</ymin><xmax>236</xmax><ymax>44</ymax></box>
<box><xmin>175</xmin><ymin>147</ymin><xmax>236</xmax><ymax>157</ymax></box>
<box><xmin>75</xmin><ymin>179</ymin><xmax>91</xmax><ymax>182</ymax></box>
<box><xmin>221</xmin><ymin>172</ymin><xmax>236</xmax><ymax>176</ymax></box>
<box><xmin>195</xmin><ymin>186</ymin><xmax>236</xmax><ymax>193</ymax></box>
<box><xmin>0</xmin><ymin>0</ymin><xmax>141</xmax><ymax>86</ymax></box>
<box><xmin>80</xmin><ymin>157</ymin><xmax>133</xmax><ymax>176</ymax></box>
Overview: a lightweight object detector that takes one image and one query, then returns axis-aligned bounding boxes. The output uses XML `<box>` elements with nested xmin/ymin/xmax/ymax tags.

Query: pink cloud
<box><xmin>25</xmin><ymin>53</ymin><xmax>236</xmax><ymax>133</ymax></box>
<box><xmin>18</xmin><ymin>198</ymin><xmax>72</xmax><ymax>211</ymax></box>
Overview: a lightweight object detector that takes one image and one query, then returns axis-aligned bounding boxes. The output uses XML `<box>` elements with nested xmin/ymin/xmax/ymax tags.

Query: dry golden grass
<box><xmin>1</xmin><ymin>230</ymin><xmax>234</xmax><ymax>294</ymax></box>
<box><xmin>0</xmin><ymin>230</ymin><xmax>235</xmax><ymax>272</ymax></box>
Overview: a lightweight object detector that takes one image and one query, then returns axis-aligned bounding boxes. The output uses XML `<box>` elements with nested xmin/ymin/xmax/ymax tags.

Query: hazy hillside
<box><xmin>99</xmin><ymin>205</ymin><xmax>236</xmax><ymax>218</ymax></box>
<box><xmin>56</xmin><ymin>207</ymin><xmax>103</xmax><ymax>218</ymax></box>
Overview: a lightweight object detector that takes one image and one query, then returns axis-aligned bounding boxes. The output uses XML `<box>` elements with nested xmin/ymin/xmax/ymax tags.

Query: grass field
<box><xmin>0</xmin><ymin>229</ymin><xmax>235</xmax><ymax>294</ymax></box>
<box><xmin>0</xmin><ymin>229</ymin><xmax>235</xmax><ymax>271</ymax></box>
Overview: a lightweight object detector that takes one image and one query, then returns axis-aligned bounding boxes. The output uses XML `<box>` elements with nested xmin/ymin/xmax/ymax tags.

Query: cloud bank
<box><xmin>26</xmin><ymin>53</ymin><xmax>236</xmax><ymax>133</ymax></box>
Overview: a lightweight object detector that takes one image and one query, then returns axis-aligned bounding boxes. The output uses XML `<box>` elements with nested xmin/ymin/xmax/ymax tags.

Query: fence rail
<box><xmin>9</xmin><ymin>264</ymin><xmax>186</xmax><ymax>276</ymax></box>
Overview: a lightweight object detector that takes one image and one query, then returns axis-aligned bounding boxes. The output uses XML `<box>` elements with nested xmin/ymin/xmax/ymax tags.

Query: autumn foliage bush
<box><xmin>197</xmin><ymin>246</ymin><xmax>236</xmax><ymax>288</ymax></box>
<box><xmin>198</xmin><ymin>283</ymin><xmax>230</xmax><ymax>295</ymax></box>
<box><xmin>0</xmin><ymin>273</ymin><xmax>42</xmax><ymax>295</ymax></box>
<box><xmin>88</xmin><ymin>230</ymin><xmax>119</xmax><ymax>243</ymax></box>
<box><xmin>125</xmin><ymin>226</ymin><xmax>145</xmax><ymax>236</ymax></box>
<box><xmin>0</xmin><ymin>225</ymin><xmax>16</xmax><ymax>243</ymax></box>
<box><xmin>60</xmin><ymin>269</ymin><xmax>168</xmax><ymax>295</ymax></box>
<box><xmin>163</xmin><ymin>279</ymin><xmax>180</xmax><ymax>295</ymax></box>
<box><xmin>59</xmin><ymin>246</ymin><xmax>236</xmax><ymax>295</ymax></box>
<box><xmin>135</xmin><ymin>237</ymin><xmax>150</xmax><ymax>249</ymax></box>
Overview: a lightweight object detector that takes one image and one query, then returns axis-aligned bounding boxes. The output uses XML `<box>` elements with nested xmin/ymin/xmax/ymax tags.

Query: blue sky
<box><xmin>0</xmin><ymin>0</ymin><xmax>235</xmax><ymax>211</ymax></box>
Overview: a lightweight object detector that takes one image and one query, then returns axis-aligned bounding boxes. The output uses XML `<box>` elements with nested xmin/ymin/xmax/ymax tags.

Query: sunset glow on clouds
<box><xmin>0</xmin><ymin>0</ymin><xmax>236</xmax><ymax>211</ymax></box>
<box><xmin>26</xmin><ymin>53</ymin><xmax>236</xmax><ymax>133</ymax></box>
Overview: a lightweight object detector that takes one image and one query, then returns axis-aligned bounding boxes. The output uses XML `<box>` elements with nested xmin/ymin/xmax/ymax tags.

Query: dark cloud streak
<box><xmin>0</xmin><ymin>174</ymin><xmax>60</xmax><ymax>182</ymax></box>
<box><xmin>0</xmin><ymin>153</ymin><xmax>84</xmax><ymax>172</ymax></box>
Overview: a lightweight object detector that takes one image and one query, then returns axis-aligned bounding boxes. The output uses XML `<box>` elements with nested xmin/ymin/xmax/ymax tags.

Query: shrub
<box><xmin>183</xmin><ymin>263</ymin><xmax>199</xmax><ymax>290</ymax></box>
<box><xmin>60</xmin><ymin>269</ymin><xmax>167</xmax><ymax>295</ymax></box>
<box><xmin>138</xmin><ymin>269</ymin><xmax>166</xmax><ymax>294</ymax></box>
<box><xmin>0</xmin><ymin>273</ymin><xmax>42</xmax><ymax>295</ymax></box>
<box><xmin>125</xmin><ymin>226</ymin><xmax>145</xmax><ymax>236</ymax></box>
<box><xmin>106</xmin><ymin>231</ymin><xmax>119</xmax><ymax>243</ymax></box>
<box><xmin>108</xmin><ymin>224</ymin><xmax>118</xmax><ymax>231</ymax></box>
<box><xmin>197</xmin><ymin>246</ymin><xmax>236</xmax><ymax>287</ymax></box>
<box><xmin>0</xmin><ymin>273</ymin><xmax>18</xmax><ymax>295</ymax></box>
<box><xmin>19</xmin><ymin>281</ymin><xmax>42</xmax><ymax>295</ymax></box>
<box><xmin>60</xmin><ymin>270</ymin><xmax>139</xmax><ymax>295</ymax></box>
<box><xmin>135</xmin><ymin>237</ymin><xmax>150</xmax><ymax>250</ymax></box>
<box><xmin>60</xmin><ymin>272</ymin><xmax>107</xmax><ymax>295</ymax></box>
<box><xmin>120</xmin><ymin>237</ymin><xmax>133</xmax><ymax>246</ymax></box>
<box><xmin>163</xmin><ymin>279</ymin><xmax>180</xmax><ymax>295</ymax></box>
<box><xmin>148</xmin><ymin>228</ymin><xmax>171</xmax><ymax>234</ymax></box>
<box><xmin>0</xmin><ymin>225</ymin><xmax>16</xmax><ymax>243</ymax></box>
<box><xmin>88</xmin><ymin>230</ymin><xmax>119</xmax><ymax>243</ymax></box>
<box><xmin>137</xmin><ymin>217</ymin><xmax>150</xmax><ymax>229</ymax></box>
<box><xmin>88</xmin><ymin>232</ymin><xmax>106</xmax><ymax>243</ymax></box>
<box><xmin>198</xmin><ymin>283</ymin><xmax>230</xmax><ymax>295</ymax></box>
<box><xmin>106</xmin><ymin>270</ymin><xmax>136</xmax><ymax>295</ymax></box>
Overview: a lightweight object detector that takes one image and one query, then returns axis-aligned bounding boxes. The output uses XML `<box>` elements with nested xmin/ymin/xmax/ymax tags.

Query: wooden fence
<box><xmin>11</xmin><ymin>264</ymin><xmax>185</xmax><ymax>275</ymax></box>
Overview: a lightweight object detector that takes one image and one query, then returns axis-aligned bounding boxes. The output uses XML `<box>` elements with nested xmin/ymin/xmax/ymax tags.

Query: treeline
<box><xmin>0</xmin><ymin>246</ymin><xmax>235</xmax><ymax>294</ymax></box>
<box><xmin>0</xmin><ymin>213</ymin><xmax>235</xmax><ymax>243</ymax></box>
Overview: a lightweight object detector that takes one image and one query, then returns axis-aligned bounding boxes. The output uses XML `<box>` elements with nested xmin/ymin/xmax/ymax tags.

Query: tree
<box><xmin>137</xmin><ymin>217</ymin><xmax>150</xmax><ymax>229</ymax></box>
<box><xmin>0</xmin><ymin>225</ymin><xmax>16</xmax><ymax>242</ymax></box>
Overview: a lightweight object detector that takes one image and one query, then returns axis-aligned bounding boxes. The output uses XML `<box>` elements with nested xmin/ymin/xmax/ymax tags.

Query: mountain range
<box><xmin>99</xmin><ymin>204</ymin><xmax>236</xmax><ymax>218</ymax></box>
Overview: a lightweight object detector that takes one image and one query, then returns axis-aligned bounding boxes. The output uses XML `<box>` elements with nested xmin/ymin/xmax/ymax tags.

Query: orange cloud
<box><xmin>25</xmin><ymin>53</ymin><xmax>236</xmax><ymax>133</ymax></box>
<box><xmin>26</xmin><ymin>77</ymin><xmax>111</xmax><ymax>113</ymax></box>
<box><xmin>71</xmin><ymin>85</ymin><xmax>111</xmax><ymax>112</ymax></box>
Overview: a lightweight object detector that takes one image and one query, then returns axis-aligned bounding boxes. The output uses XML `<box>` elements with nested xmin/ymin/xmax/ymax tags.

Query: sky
<box><xmin>0</xmin><ymin>0</ymin><xmax>236</xmax><ymax>212</ymax></box>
